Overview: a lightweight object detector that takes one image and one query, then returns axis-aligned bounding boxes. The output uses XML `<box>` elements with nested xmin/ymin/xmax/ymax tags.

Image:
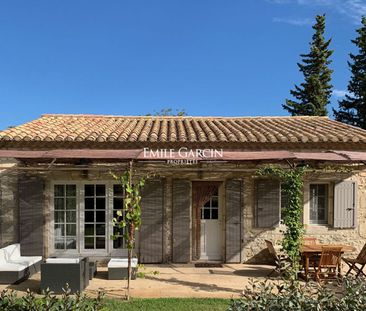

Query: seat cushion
<box><xmin>0</xmin><ymin>250</ymin><xmax>7</xmax><ymax>265</ymax></box>
<box><xmin>46</xmin><ymin>258</ymin><xmax>80</xmax><ymax>264</ymax></box>
<box><xmin>0</xmin><ymin>263</ymin><xmax>27</xmax><ymax>272</ymax></box>
<box><xmin>3</xmin><ymin>244</ymin><xmax>21</xmax><ymax>260</ymax></box>
<box><xmin>8</xmin><ymin>256</ymin><xmax>42</xmax><ymax>266</ymax></box>
<box><xmin>108</xmin><ymin>258</ymin><xmax>138</xmax><ymax>268</ymax></box>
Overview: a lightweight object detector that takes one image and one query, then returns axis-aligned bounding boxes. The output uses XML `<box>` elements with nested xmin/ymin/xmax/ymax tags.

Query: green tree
<box><xmin>111</xmin><ymin>165</ymin><xmax>145</xmax><ymax>300</ymax></box>
<box><xmin>283</xmin><ymin>14</ymin><xmax>333</xmax><ymax>116</ymax></box>
<box><xmin>146</xmin><ymin>108</ymin><xmax>187</xmax><ymax>116</ymax></box>
<box><xmin>334</xmin><ymin>17</ymin><xmax>366</xmax><ymax>129</ymax></box>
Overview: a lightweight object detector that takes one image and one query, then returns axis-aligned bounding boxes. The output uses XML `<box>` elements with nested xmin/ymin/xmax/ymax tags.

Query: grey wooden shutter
<box><xmin>255</xmin><ymin>179</ymin><xmax>280</xmax><ymax>228</ymax></box>
<box><xmin>334</xmin><ymin>181</ymin><xmax>357</xmax><ymax>228</ymax></box>
<box><xmin>0</xmin><ymin>171</ymin><xmax>19</xmax><ymax>247</ymax></box>
<box><xmin>225</xmin><ymin>179</ymin><xmax>242</xmax><ymax>263</ymax></box>
<box><xmin>140</xmin><ymin>179</ymin><xmax>164</xmax><ymax>263</ymax></box>
<box><xmin>19</xmin><ymin>174</ymin><xmax>44</xmax><ymax>256</ymax></box>
<box><xmin>172</xmin><ymin>179</ymin><xmax>191</xmax><ymax>263</ymax></box>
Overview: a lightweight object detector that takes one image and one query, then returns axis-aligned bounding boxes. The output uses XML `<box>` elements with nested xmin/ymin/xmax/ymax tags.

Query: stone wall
<box><xmin>1</xmin><ymin>160</ymin><xmax>366</xmax><ymax>263</ymax></box>
<box><xmin>241</xmin><ymin>169</ymin><xmax>366</xmax><ymax>263</ymax></box>
<box><xmin>0</xmin><ymin>159</ymin><xmax>19</xmax><ymax>247</ymax></box>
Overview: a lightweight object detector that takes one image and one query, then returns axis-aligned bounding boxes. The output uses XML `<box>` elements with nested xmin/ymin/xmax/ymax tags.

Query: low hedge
<box><xmin>0</xmin><ymin>284</ymin><xmax>104</xmax><ymax>311</ymax></box>
<box><xmin>228</xmin><ymin>277</ymin><xmax>366</xmax><ymax>311</ymax></box>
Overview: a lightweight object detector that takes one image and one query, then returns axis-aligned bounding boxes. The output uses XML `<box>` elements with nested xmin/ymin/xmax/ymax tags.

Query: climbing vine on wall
<box><xmin>257</xmin><ymin>165</ymin><xmax>307</xmax><ymax>277</ymax></box>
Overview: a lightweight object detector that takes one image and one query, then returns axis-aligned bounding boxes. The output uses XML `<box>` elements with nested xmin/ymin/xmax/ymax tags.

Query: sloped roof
<box><xmin>1</xmin><ymin>114</ymin><xmax>366</xmax><ymax>145</ymax></box>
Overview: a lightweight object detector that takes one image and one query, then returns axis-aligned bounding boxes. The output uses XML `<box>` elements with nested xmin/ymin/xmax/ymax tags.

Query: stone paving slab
<box><xmin>0</xmin><ymin>264</ymin><xmax>273</xmax><ymax>299</ymax></box>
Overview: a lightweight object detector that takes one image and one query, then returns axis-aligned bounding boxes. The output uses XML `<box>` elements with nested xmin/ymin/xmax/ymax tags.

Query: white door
<box><xmin>200</xmin><ymin>194</ymin><xmax>222</xmax><ymax>261</ymax></box>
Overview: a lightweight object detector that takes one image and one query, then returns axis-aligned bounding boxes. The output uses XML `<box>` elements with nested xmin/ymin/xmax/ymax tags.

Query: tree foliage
<box><xmin>334</xmin><ymin>17</ymin><xmax>366</xmax><ymax>129</ymax></box>
<box><xmin>146</xmin><ymin>108</ymin><xmax>187</xmax><ymax>116</ymax></box>
<box><xmin>283</xmin><ymin>14</ymin><xmax>333</xmax><ymax>116</ymax></box>
<box><xmin>257</xmin><ymin>165</ymin><xmax>306</xmax><ymax>278</ymax></box>
<box><xmin>111</xmin><ymin>166</ymin><xmax>145</xmax><ymax>299</ymax></box>
<box><xmin>229</xmin><ymin>277</ymin><xmax>366</xmax><ymax>311</ymax></box>
<box><xmin>0</xmin><ymin>286</ymin><xmax>104</xmax><ymax>310</ymax></box>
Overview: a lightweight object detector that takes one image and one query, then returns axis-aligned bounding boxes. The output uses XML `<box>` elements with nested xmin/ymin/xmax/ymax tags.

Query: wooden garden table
<box><xmin>300</xmin><ymin>244</ymin><xmax>356</xmax><ymax>281</ymax></box>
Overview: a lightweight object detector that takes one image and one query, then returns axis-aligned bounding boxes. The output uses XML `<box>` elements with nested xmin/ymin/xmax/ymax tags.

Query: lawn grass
<box><xmin>103</xmin><ymin>298</ymin><xmax>230</xmax><ymax>311</ymax></box>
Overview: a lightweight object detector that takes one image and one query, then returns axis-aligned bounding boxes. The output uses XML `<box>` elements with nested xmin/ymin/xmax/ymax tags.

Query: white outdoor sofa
<box><xmin>0</xmin><ymin>243</ymin><xmax>42</xmax><ymax>284</ymax></box>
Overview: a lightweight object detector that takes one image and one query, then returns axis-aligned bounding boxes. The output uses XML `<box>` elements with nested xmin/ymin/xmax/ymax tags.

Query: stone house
<box><xmin>1</xmin><ymin>114</ymin><xmax>366</xmax><ymax>263</ymax></box>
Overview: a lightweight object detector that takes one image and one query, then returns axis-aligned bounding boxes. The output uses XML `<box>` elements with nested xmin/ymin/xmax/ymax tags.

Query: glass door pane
<box><xmin>309</xmin><ymin>184</ymin><xmax>328</xmax><ymax>224</ymax></box>
<box><xmin>200</xmin><ymin>192</ymin><xmax>219</xmax><ymax>220</ymax></box>
<box><xmin>113</xmin><ymin>184</ymin><xmax>126</xmax><ymax>249</ymax></box>
<box><xmin>84</xmin><ymin>184</ymin><xmax>106</xmax><ymax>250</ymax></box>
<box><xmin>54</xmin><ymin>184</ymin><xmax>77</xmax><ymax>250</ymax></box>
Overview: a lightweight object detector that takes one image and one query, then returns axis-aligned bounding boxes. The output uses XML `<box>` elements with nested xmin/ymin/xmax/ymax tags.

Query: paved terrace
<box><xmin>0</xmin><ymin>264</ymin><xmax>272</xmax><ymax>298</ymax></box>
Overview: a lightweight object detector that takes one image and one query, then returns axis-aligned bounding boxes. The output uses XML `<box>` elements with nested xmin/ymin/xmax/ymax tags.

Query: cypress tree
<box><xmin>334</xmin><ymin>17</ymin><xmax>366</xmax><ymax>129</ymax></box>
<box><xmin>283</xmin><ymin>14</ymin><xmax>333</xmax><ymax>116</ymax></box>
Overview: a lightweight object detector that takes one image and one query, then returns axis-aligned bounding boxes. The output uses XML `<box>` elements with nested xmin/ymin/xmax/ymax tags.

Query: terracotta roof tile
<box><xmin>1</xmin><ymin>114</ymin><xmax>366</xmax><ymax>146</ymax></box>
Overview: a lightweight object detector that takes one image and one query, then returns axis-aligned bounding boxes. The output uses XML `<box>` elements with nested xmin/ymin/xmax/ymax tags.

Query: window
<box><xmin>310</xmin><ymin>184</ymin><xmax>328</xmax><ymax>224</ymax></box>
<box><xmin>54</xmin><ymin>185</ymin><xmax>77</xmax><ymax>250</ymax></box>
<box><xmin>84</xmin><ymin>184</ymin><xmax>106</xmax><ymax>249</ymax></box>
<box><xmin>112</xmin><ymin>184</ymin><xmax>126</xmax><ymax>249</ymax></box>
<box><xmin>201</xmin><ymin>192</ymin><xmax>219</xmax><ymax>220</ymax></box>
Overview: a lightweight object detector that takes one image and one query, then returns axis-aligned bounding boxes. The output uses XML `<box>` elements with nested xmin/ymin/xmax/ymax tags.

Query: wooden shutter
<box><xmin>334</xmin><ymin>181</ymin><xmax>357</xmax><ymax>228</ymax></box>
<box><xmin>172</xmin><ymin>179</ymin><xmax>191</xmax><ymax>263</ymax></box>
<box><xmin>225</xmin><ymin>179</ymin><xmax>242</xmax><ymax>263</ymax></box>
<box><xmin>140</xmin><ymin>179</ymin><xmax>164</xmax><ymax>263</ymax></box>
<box><xmin>255</xmin><ymin>179</ymin><xmax>280</xmax><ymax>228</ymax></box>
<box><xmin>0</xmin><ymin>172</ymin><xmax>18</xmax><ymax>247</ymax></box>
<box><xmin>19</xmin><ymin>174</ymin><xmax>44</xmax><ymax>256</ymax></box>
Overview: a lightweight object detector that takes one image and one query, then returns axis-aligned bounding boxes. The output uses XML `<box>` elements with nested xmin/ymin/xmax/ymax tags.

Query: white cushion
<box><xmin>0</xmin><ymin>263</ymin><xmax>27</xmax><ymax>272</ymax></box>
<box><xmin>0</xmin><ymin>244</ymin><xmax>42</xmax><ymax>272</ymax></box>
<box><xmin>3</xmin><ymin>244</ymin><xmax>21</xmax><ymax>260</ymax></box>
<box><xmin>46</xmin><ymin>258</ymin><xmax>80</xmax><ymax>264</ymax></box>
<box><xmin>108</xmin><ymin>258</ymin><xmax>138</xmax><ymax>268</ymax></box>
<box><xmin>8</xmin><ymin>256</ymin><xmax>42</xmax><ymax>266</ymax></box>
<box><xmin>0</xmin><ymin>250</ymin><xmax>7</xmax><ymax>264</ymax></box>
<box><xmin>26</xmin><ymin>256</ymin><xmax>42</xmax><ymax>264</ymax></box>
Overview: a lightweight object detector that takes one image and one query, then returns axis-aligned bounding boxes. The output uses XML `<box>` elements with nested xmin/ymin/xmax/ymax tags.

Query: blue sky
<box><xmin>1</xmin><ymin>0</ymin><xmax>366</xmax><ymax>129</ymax></box>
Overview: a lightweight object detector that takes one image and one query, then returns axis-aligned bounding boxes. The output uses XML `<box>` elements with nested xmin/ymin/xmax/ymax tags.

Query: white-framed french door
<box><xmin>49</xmin><ymin>181</ymin><xmax>127</xmax><ymax>256</ymax></box>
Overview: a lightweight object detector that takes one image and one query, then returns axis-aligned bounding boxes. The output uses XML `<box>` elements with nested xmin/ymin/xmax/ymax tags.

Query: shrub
<box><xmin>0</xmin><ymin>284</ymin><xmax>104</xmax><ymax>311</ymax></box>
<box><xmin>228</xmin><ymin>277</ymin><xmax>366</xmax><ymax>311</ymax></box>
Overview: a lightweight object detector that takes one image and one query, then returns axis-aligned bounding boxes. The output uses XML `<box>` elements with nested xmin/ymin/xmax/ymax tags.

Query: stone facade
<box><xmin>0</xmin><ymin>160</ymin><xmax>366</xmax><ymax>263</ymax></box>
<box><xmin>242</xmin><ymin>169</ymin><xmax>366</xmax><ymax>263</ymax></box>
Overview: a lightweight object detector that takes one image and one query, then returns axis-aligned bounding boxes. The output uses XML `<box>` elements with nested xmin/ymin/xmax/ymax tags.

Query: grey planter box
<box><xmin>40</xmin><ymin>257</ymin><xmax>89</xmax><ymax>293</ymax></box>
<box><xmin>108</xmin><ymin>258</ymin><xmax>138</xmax><ymax>280</ymax></box>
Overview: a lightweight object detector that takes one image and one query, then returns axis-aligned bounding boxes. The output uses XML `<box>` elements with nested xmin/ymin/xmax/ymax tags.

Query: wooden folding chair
<box><xmin>313</xmin><ymin>246</ymin><xmax>342</xmax><ymax>282</ymax></box>
<box><xmin>343</xmin><ymin>243</ymin><xmax>366</xmax><ymax>278</ymax></box>
<box><xmin>265</xmin><ymin>240</ymin><xmax>290</xmax><ymax>277</ymax></box>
